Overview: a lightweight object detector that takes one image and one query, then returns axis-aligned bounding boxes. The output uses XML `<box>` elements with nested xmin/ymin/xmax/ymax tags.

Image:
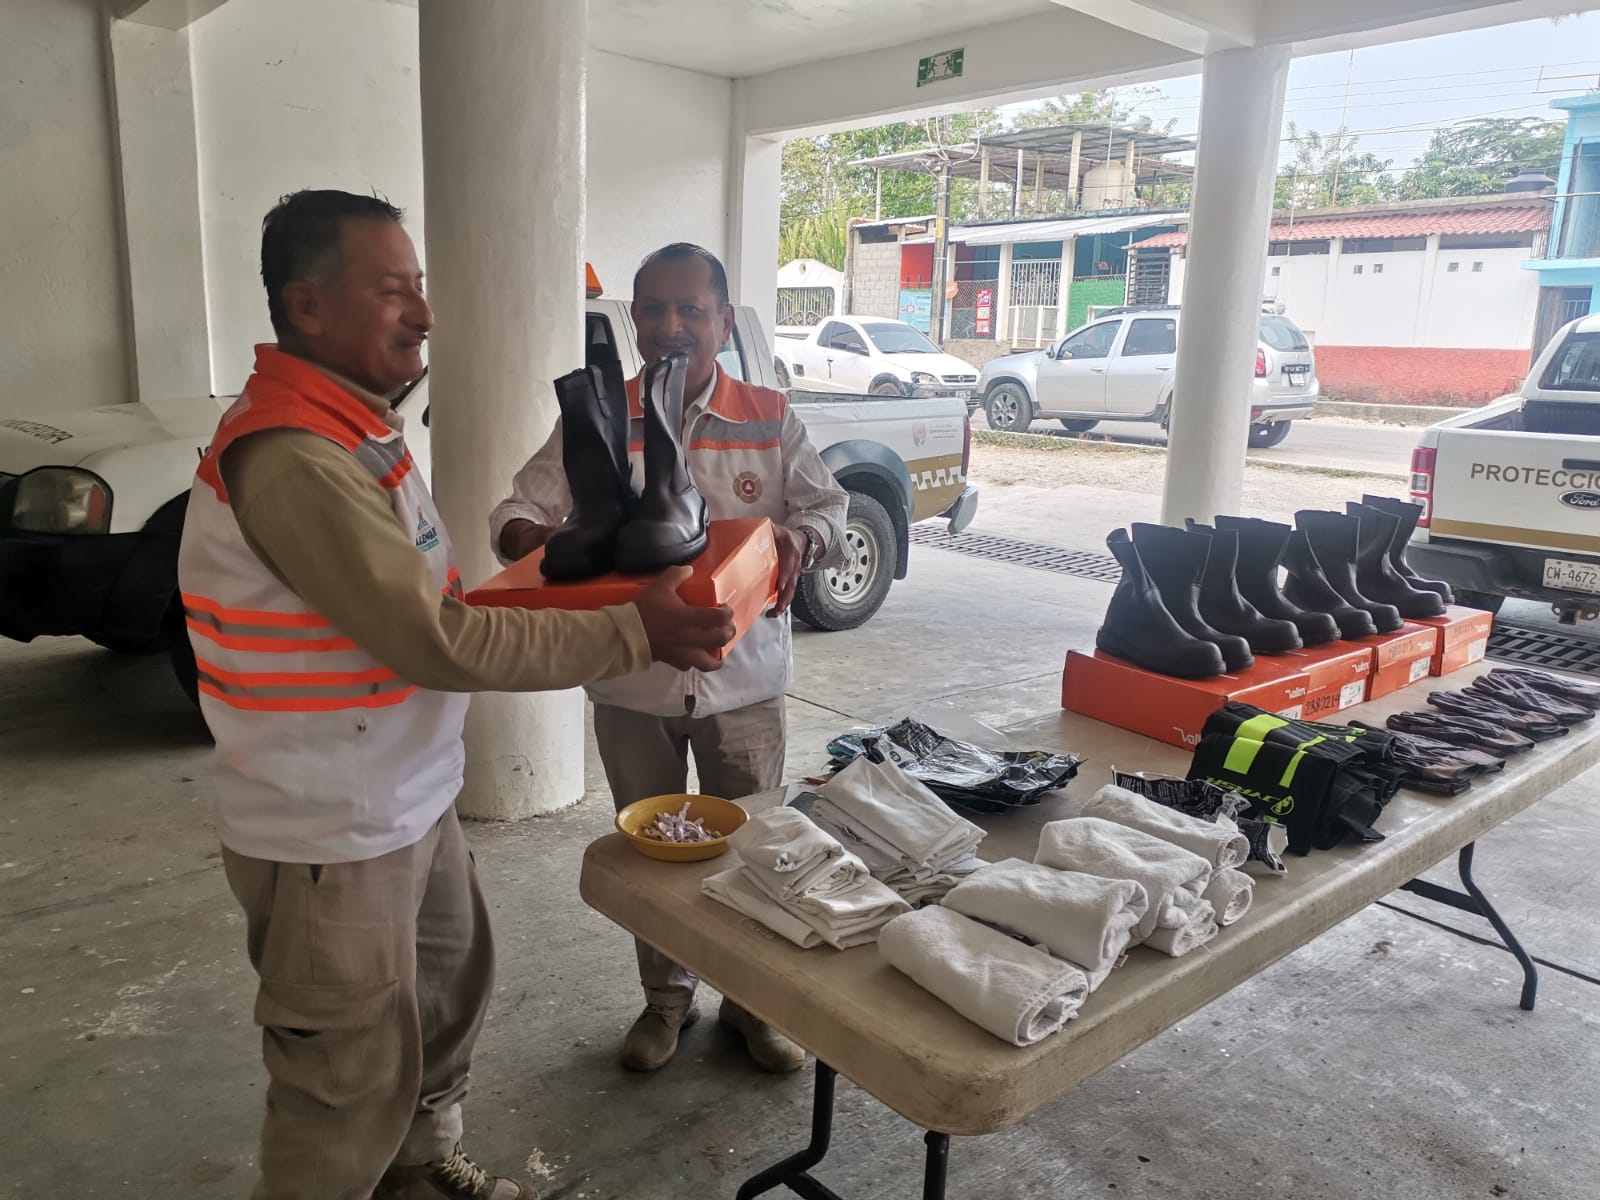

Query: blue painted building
<box><xmin>1529</xmin><ymin>93</ymin><xmax>1600</xmax><ymax>350</ymax></box>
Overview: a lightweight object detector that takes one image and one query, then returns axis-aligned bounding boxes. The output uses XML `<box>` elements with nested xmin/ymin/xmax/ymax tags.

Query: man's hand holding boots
<box><xmin>634</xmin><ymin>565</ymin><xmax>735</xmax><ymax>671</ymax></box>
<box><xmin>500</xmin><ymin>519</ymin><xmax>555</xmax><ymax>562</ymax></box>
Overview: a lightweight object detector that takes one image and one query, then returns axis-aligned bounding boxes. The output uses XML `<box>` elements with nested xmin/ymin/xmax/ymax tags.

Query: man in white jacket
<box><xmin>490</xmin><ymin>244</ymin><xmax>848</xmax><ymax>1074</ymax></box>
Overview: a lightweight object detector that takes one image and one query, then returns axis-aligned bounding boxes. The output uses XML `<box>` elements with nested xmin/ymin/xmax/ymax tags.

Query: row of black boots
<box><xmin>540</xmin><ymin>348</ymin><xmax>710</xmax><ymax>581</ymax></box>
<box><xmin>1098</xmin><ymin>499</ymin><xmax>1455</xmax><ymax>678</ymax></box>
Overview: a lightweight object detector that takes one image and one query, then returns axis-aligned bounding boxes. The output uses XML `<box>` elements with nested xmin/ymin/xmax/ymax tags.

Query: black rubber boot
<box><xmin>1361</xmin><ymin>494</ymin><xmax>1455</xmax><ymax>604</ymax></box>
<box><xmin>1295</xmin><ymin>510</ymin><xmax>1404</xmax><ymax>633</ymax></box>
<box><xmin>615</xmin><ymin>353</ymin><xmax>710</xmax><ymax>573</ymax></box>
<box><xmin>1345</xmin><ymin>502</ymin><xmax>1447</xmax><ymax>618</ymax></box>
<box><xmin>1096</xmin><ymin>529</ymin><xmax>1227</xmax><ymax>679</ymax></box>
<box><xmin>1185</xmin><ymin>521</ymin><xmax>1303</xmax><ymax>654</ymax></box>
<box><xmin>1130</xmin><ymin>523</ymin><xmax>1253</xmax><ymax>671</ymax></box>
<box><xmin>1216</xmin><ymin>515</ymin><xmax>1341</xmax><ymax>646</ymax></box>
<box><xmin>1281</xmin><ymin>527</ymin><xmax>1379</xmax><ymax>640</ymax></box>
<box><xmin>540</xmin><ymin>351</ymin><xmax>635</xmax><ymax>581</ymax></box>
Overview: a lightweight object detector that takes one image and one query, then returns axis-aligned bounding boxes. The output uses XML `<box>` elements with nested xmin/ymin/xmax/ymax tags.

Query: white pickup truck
<box><xmin>0</xmin><ymin>291</ymin><xmax>977</xmax><ymax>698</ymax></box>
<box><xmin>1408</xmin><ymin>313</ymin><xmax>1600</xmax><ymax>620</ymax></box>
<box><xmin>773</xmin><ymin>316</ymin><xmax>981</xmax><ymax>400</ymax></box>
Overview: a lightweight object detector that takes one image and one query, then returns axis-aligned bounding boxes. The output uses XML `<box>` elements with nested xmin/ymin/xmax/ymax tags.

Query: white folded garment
<box><xmin>814</xmin><ymin>754</ymin><xmax>985</xmax><ymax>875</ymax></box>
<box><xmin>1142</xmin><ymin>906</ymin><xmax>1219</xmax><ymax>957</ymax></box>
<box><xmin>1034</xmin><ymin>817</ymin><xmax>1213</xmax><ymax>942</ymax></box>
<box><xmin>703</xmin><ymin>854</ymin><xmax>907</xmax><ymax>950</ymax></box>
<box><xmin>879</xmin><ymin>851</ymin><xmax>989</xmax><ymax>907</ymax></box>
<box><xmin>702</xmin><ymin>863</ymin><xmax>826</xmax><ymax>949</ymax></box>
<box><xmin>878</xmin><ymin>907</ymin><xmax>1088</xmax><ymax>1047</ymax></box>
<box><xmin>1062</xmin><ymin>785</ymin><xmax>1250</xmax><ymax>871</ymax></box>
<box><xmin>942</xmin><ymin>858</ymin><xmax>1147</xmax><ymax>982</ymax></box>
<box><xmin>731</xmin><ymin>808</ymin><xmax>866</xmax><ymax>904</ymax></box>
<box><xmin>1203</xmin><ymin>868</ymin><xmax>1254</xmax><ymax>926</ymax></box>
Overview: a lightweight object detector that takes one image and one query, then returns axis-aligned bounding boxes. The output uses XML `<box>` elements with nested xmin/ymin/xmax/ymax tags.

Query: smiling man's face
<box><xmin>630</xmin><ymin>254</ymin><xmax>734</xmax><ymax>400</ymax></box>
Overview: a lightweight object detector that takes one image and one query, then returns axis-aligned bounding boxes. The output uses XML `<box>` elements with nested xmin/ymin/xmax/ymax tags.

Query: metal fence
<box><xmin>776</xmin><ymin>286</ymin><xmax>837</xmax><ymax>327</ymax></box>
<box><xmin>1007</xmin><ymin>259</ymin><xmax>1063</xmax><ymax>348</ymax></box>
<box><xmin>948</xmin><ymin>278</ymin><xmax>999</xmax><ymax>341</ymax></box>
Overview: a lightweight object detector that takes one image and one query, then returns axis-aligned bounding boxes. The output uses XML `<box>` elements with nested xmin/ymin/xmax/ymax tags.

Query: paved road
<box><xmin>1027</xmin><ymin>416</ymin><xmax>1421</xmax><ymax>478</ymax></box>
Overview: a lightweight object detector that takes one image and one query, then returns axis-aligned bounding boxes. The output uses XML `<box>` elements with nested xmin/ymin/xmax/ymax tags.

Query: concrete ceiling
<box><xmin>586</xmin><ymin>0</ymin><xmax>1058</xmax><ymax>77</ymax></box>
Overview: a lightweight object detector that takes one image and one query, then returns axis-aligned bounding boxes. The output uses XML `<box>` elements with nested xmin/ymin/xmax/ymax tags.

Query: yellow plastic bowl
<box><xmin>615</xmin><ymin>793</ymin><xmax>749</xmax><ymax>862</ymax></box>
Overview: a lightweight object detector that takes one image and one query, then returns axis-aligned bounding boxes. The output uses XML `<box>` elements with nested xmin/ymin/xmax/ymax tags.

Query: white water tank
<box><xmin>1081</xmin><ymin>161</ymin><xmax>1136</xmax><ymax>209</ymax></box>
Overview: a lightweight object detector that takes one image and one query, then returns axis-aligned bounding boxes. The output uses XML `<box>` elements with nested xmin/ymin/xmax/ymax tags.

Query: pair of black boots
<box><xmin>540</xmin><ymin>349</ymin><xmax>709</xmax><ymax>581</ymax></box>
<box><xmin>1097</xmin><ymin>498</ymin><xmax>1454</xmax><ymax>678</ymax></box>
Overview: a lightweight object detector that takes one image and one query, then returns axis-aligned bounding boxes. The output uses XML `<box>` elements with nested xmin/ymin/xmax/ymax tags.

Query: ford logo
<box><xmin>1560</xmin><ymin>491</ymin><xmax>1600</xmax><ymax>510</ymax></box>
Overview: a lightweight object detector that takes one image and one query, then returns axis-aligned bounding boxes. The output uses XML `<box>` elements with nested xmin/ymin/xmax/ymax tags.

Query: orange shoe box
<box><xmin>1352</xmin><ymin>623</ymin><xmax>1444</xmax><ymax>700</ymax></box>
<box><xmin>1281</xmin><ymin>641</ymin><xmax>1374</xmax><ymax>721</ymax></box>
<box><xmin>1416</xmin><ymin>605</ymin><xmax>1495</xmax><ymax>677</ymax></box>
<box><xmin>1061</xmin><ymin>649</ymin><xmax>1310</xmax><ymax>750</ymax></box>
<box><xmin>466</xmin><ymin>518</ymin><xmax>779</xmax><ymax>660</ymax></box>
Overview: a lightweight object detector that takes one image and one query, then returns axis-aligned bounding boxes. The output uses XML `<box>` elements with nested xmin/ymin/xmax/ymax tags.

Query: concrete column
<box><xmin>978</xmin><ymin>147</ymin><xmax>990</xmax><ymax>219</ymax></box>
<box><xmin>728</xmin><ymin>79</ymin><xmax>782</xmax><ymax>343</ymax></box>
<box><xmin>1160</xmin><ymin>45</ymin><xmax>1290</xmax><ymax>527</ymax></box>
<box><xmin>419</xmin><ymin>0</ymin><xmax>588</xmax><ymax>818</ymax></box>
<box><xmin>1033</xmin><ymin>154</ymin><xmax>1045</xmax><ymax>213</ymax></box>
<box><xmin>1056</xmin><ymin>238</ymin><xmax>1075</xmax><ymax>338</ymax></box>
<box><xmin>106</xmin><ymin>18</ymin><xmax>210</xmax><ymax>402</ymax></box>
<box><xmin>1013</xmin><ymin>149</ymin><xmax>1025</xmax><ymax>217</ymax></box>
<box><xmin>996</xmin><ymin>241</ymin><xmax>1014</xmax><ymax>346</ymax></box>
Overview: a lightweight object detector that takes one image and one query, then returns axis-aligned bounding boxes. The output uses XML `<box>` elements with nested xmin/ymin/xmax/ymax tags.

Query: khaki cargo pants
<box><xmin>222</xmin><ymin>806</ymin><xmax>493</xmax><ymax>1200</ymax></box>
<box><xmin>593</xmin><ymin>697</ymin><xmax>788</xmax><ymax>1008</ymax></box>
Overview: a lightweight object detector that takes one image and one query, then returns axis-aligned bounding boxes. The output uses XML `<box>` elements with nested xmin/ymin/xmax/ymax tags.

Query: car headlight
<box><xmin>10</xmin><ymin>468</ymin><xmax>112</xmax><ymax>534</ymax></box>
<box><xmin>911</xmin><ymin>371</ymin><xmax>939</xmax><ymax>385</ymax></box>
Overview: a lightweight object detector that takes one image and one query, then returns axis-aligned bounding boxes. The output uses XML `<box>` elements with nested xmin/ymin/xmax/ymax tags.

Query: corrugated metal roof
<box><xmin>1129</xmin><ymin>205</ymin><xmax>1550</xmax><ymax>249</ymax></box>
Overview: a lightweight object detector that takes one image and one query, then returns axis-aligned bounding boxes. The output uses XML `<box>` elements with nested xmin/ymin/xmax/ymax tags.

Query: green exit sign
<box><xmin>917</xmin><ymin>48</ymin><xmax>963</xmax><ymax>87</ymax></box>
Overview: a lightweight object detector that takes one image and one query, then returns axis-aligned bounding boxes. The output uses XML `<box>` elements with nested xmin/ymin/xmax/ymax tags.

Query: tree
<box><xmin>1008</xmin><ymin>86</ymin><xmax>1176</xmax><ymax>134</ymax></box>
<box><xmin>1384</xmin><ymin>117</ymin><xmax>1565</xmax><ymax>200</ymax></box>
<box><xmin>1274</xmin><ymin>123</ymin><xmax>1392</xmax><ymax>209</ymax></box>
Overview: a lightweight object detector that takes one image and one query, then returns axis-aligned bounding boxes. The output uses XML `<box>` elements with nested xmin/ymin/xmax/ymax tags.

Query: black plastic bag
<box><xmin>826</xmin><ymin>718</ymin><xmax>1082</xmax><ymax>814</ymax></box>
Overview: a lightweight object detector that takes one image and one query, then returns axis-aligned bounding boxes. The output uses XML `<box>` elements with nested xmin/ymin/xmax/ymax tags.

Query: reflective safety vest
<box><xmin>178</xmin><ymin>345</ymin><xmax>468</xmax><ymax>863</ymax></box>
<box><xmin>586</xmin><ymin>370</ymin><xmax>795</xmax><ymax>718</ymax></box>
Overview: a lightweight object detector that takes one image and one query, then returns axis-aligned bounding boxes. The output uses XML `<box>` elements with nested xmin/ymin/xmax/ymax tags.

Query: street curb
<box><xmin>1314</xmin><ymin>399</ymin><xmax>1467</xmax><ymax>427</ymax></box>
<box><xmin>972</xmin><ymin>428</ymin><xmax>1408</xmax><ymax>480</ymax></box>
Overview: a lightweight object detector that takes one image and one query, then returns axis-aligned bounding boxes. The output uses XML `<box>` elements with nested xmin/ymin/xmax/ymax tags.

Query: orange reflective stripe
<box><xmin>195</xmin><ymin>659</ymin><xmax>400</xmax><ymax>689</ymax></box>
<box><xmin>197</xmin><ymin>681</ymin><xmax>417</xmax><ymax>713</ymax></box>
<box><xmin>182</xmin><ymin>593</ymin><xmax>335</xmax><ymax>629</ymax></box>
<box><xmin>186</xmin><ymin>618</ymin><xmax>358</xmax><ymax>654</ymax></box>
<box><xmin>687</xmin><ymin>438</ymin><xmax>782</xmax><ymax>452</ymax></box>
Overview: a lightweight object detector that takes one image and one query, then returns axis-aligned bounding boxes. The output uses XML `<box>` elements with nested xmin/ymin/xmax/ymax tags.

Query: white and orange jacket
<box><xmin>490</xmin><ymin>366</ymin><xmax>848</xmax><ymax>718</ymax></box>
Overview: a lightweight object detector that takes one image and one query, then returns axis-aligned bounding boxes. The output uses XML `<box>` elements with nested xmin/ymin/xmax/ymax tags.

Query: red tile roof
<box><xmin>1129</xmin><ymin>204</ymin><xmax>1549</xmax><ymax>249</ymax></box>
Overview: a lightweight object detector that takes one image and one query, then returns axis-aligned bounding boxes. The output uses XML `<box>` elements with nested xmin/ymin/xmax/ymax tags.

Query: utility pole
<box><xmin>929</xmin><ymin>159</ymin><xmax>953</xmax><ymax>345</ymax></box>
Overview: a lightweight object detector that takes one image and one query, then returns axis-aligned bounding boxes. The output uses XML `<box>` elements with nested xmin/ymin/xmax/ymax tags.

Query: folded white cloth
<box><xmin>1034</xmin><ymin>817</ymin><xmax>1212</xmax><ymax>942</ymax></box>
<box><xmin>1203</xmin><ymin>868</ymin><xmax>1254</xmax><ymax>926</ymax></box>
<box><xmin>1062</xmin><ymin>785</ymin><xmax>1250</xmax><ymax>871</ymax></box>
<box><xmin>703</xmin><ymin>848</ymin><xmax>907</xmax><ymax>951</ymax></box>
<box><xmin>731</xmin><ymin>808</ymin><xmax>865</xmax><ymax>903</ymax></box>
<box><xmin>878</xmin><ymin>907</ymin><xmax>1088</xmax><ymax>1047</ymax></box>
<box><xmin>942</xmin><ymin>858</ymin><xmax>1147</xmax><ymax>986</ymax></box>
<box><xmin>814</xmin><ymin>754</ymin><xmax>985</xmax><ymax>878</ymax></box>
<box><xmin>1142</xmin><ymin>906</ymin><xmax>1219</xmax><ymax>957</ymax></box>
<box><xmin>879</xmin><ymin>851</ymin><xmax>988</xmax><ymax>907</ymax></box>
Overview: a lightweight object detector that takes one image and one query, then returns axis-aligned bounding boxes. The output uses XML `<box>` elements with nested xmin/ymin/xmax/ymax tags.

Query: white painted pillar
<box><xmin>1067</xmin><ymin>131</ymin><xmax>1083</xmax><ymax>211</ymax></box>
<box><xmin>1056</xmin><ymin>237</ymin><xmax>1075</xmax><ymax>338</ymax></box>
<box><xmin>1013</xmin><ymin>149</ymin><xmax>1025</xmax><ymax>217</ymax></box>
<box><xmin>726</xmin><ymin>86</ymin><xmax>783</xmax><ymax>347</ymax></box>
<box><xmin>996</xmin><ymin>241</ymin><xmax>1014</xmax><ymax>346</ymax></box>
<box><xmin>106</xmin><ymin>18</ymin><xmax>210</xmax><ymax>402</ymax></box>
<box><xmin>419</xmin><ymin>0</ymin><xmax>588</xmax><ymax>818</ymax></box>
<box><xmin>1161</xmin><ymin>45</ymin><xmax>1290</xmax><ymax>527</ymax></box>
<box><xmin>978</xmin><ymin>147</ymin><xmax>990</xmax><ymax>219</ymax></box>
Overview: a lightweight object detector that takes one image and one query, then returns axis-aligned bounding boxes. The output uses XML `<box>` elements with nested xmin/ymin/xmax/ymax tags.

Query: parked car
<box><xmin>1407</xmin><ymin>312</ymin><xmax>1600</xmax><ymax>619</ymax></box>
<box><xmin>0</xmin><ymin>277</ymin><xmax>978</xmax><ymax>700</ymax></box>
<box><xmin>976</xmin><ymin>304</ymin><xmax>1318</xmax><ymax>448</ymax></box>
<box><xmin>774</xmin><ymin>316</ymin><xmax>981</xmax><ymax>400</ymax></box>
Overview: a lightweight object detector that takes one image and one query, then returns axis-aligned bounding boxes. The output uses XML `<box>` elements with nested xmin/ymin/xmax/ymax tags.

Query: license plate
<box><xmin>1543</xmin><ymin>557</ymin><xmax>1600</xmax><ymax>595</ymax></box>
<box><xmin>955</xmin><ymin>390</ymin><xmax>972</xmax><ymax>400</ymax></box>
<box><xmin>1285</xmin><ymin>374</ymin><xmax>1305</xmax><ymax>387</ymax></box>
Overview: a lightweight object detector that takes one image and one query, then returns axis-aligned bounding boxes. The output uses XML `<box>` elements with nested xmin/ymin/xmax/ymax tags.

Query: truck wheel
<box><xmin>870</xmin><ymin>378</ymin><xmax>907</xmax><ymax>397</ymax></box>
<box><xmin>1248</xmin><ymin>420</ymin><xmax>1291</xmax><ymax>448</ymax></box>
<box><xmin>1058</xmin><ymin>418</ymin><xmax>1098</xmax><ymax>433</ymax></box>
<box><xmin>1455</xmin><ymin>589</ymin><xmax>1505</xmax><ymax>615</ymax></box>
<box><xmin>774</xmin><ymin>359</ymin><xmax>791</xmax><ymax>388</ymax></box>
<box><xmin>984</xmin><ymin>383</ymin><xmax>1034</xmax><ymax>432</ymax></box>
<box><xmin>792</xmin><ymin>492</ymin><xmax>896</xmax><ymax>632</ymax></box>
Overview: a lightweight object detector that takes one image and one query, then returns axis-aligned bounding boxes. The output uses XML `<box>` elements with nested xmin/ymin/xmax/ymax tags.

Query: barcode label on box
<box><xmin>1409</xmin><ymin>656</ymin><xmax>1431</xmax><ymax>683</ymax></box>
<box><xmin>1341</xmin><ymin>680</ymin><xmax>1367</xmax><ymax>709</ymax></box>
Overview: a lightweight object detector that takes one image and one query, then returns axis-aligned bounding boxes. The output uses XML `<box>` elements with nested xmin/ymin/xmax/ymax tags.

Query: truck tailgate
<box><xmin>1432</xmin><ymin>427</ymin><xmax>1600</xmax><ymax>555</ymax></box>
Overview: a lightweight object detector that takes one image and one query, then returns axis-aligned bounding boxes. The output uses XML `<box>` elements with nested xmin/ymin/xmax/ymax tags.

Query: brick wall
<box><xmin>1315</xmin><ymin>346</ymin><xmax>1530</xmax><ymax>406</ymax></box>
<box><xmin>849</xmin><ymin>242</ymin><xmax>903</xmax><ymax>319</ymax></box>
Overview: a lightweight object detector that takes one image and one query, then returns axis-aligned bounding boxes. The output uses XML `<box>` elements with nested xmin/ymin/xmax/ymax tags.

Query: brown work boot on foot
<box><xmin>375</xmin><ymin>1143</ymin><xmax>535</xmax><ymax>1200</ymax></box>
<box><xmin>719</xmin><ymin>997</ymin><xmax>806</xmax><ymax>1074</ymax></box>
<box><xmin>620</xmin><ymin>1001</ymin><xmax>700</xmax><ymax>1071</ymax></box>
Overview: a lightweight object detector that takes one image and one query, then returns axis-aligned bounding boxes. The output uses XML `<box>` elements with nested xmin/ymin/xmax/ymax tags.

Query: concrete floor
<box><xmin>4</xmin><ymin>538</ymin><xmax>1599</xmax><ymax>1199</ymax></box>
